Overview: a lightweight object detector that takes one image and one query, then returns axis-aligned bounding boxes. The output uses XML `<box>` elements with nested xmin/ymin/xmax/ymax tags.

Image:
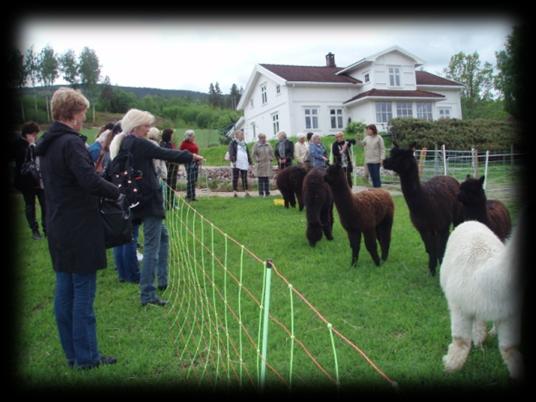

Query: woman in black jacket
<box><xmin>332</xmin><ymin>131</ymin><xmax>355</xmax><ymax>187</ymax></box>
<box><xmin>36</xmin><ymin>88</ymin><xmax>121</xmax><ymax>370</ymax></box>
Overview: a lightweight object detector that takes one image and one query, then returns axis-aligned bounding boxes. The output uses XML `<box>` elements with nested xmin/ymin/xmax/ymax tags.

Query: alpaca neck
<box><xmin>330</xmin><ymin>178</ymin><xmax>356</xmax><ymax>223</ymax></box>
<box><xmin>398</xmin><ymin>163</ymin><xmax>424</xmax><ymax>212</ymax></box>
<box><xmin>463</xmin><ymin>199</ymin><xmax>489</xmax><ymax>224</ymax></box>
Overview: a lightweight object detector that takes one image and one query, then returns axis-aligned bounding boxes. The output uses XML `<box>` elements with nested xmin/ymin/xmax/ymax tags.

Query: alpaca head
<box><xmin>458</xmin><ymin>175</ymin><xmax>486</xmax><ymax>206</ymax></box>
<box><xmin>382</xmin><ymin>142</ymin><xmax>417</xmax><ymax>175</ymax></box>
<box><xmin>324</xmin><ymin>164</ymin><xmax>347</xmax><ymax>188</ymax></box>
<box><xmin>306</xmin><ymin>223</ymin><xmax>324</xmax><ymax>247</ymax></box>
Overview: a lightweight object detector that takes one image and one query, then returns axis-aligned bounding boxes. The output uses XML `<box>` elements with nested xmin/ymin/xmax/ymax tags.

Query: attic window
<box><xmin>388</xmin><ymin>66</ymin><xmax>401</xmax><ymax>87</ymax></box>
<box><xmin>276</xmin><ymin>85</ymin><xmax>281</xmax><ymax>95</ymax></box>
<box><xmin>261</xmin><ymin>85</ymin><xmax>268</xmax><ymax>104</ymax></box>
<box><xmin>364</xmin><ymin>73</ymin><xmax>370</xmax><ymax>83</ymax></box>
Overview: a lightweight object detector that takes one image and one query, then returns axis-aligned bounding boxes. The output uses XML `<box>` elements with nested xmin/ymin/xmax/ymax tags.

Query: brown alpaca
<box><xmin>324</xmin><ymin>164</ymin><xmax>395</xmax><ymax>267</ymax></box>
<box><xmin>275</xmin><ymin>165</ymin><xmax>309</xmax><ymax>210</ymax></box>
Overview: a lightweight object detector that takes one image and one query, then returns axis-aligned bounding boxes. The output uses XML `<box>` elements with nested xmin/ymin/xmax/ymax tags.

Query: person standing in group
<box><xmin>160</xmin><ymin>128</ymin><xmax>178</xmax><ymax>209</ymax></box>
<box><xmin>274</xmin><ymin>131</ymin><xmax>294</xmax><ymax>169</ymax></box>
<box><xmin>179</xmin><ymin>129</ymin><xmax>200</xmax><ymax>202</ymax></box>
<box><xmin>252</xmin><ymin>133</ymin><xmax>274</xmax><ymax>197</ymax></box>
<box><xmin>294</xmin><ymin>133</ymin><xmax>309</xmax><ymax>166</ymax></box>
<box><xmin>228</xmin><ymin>130</ymin><xmax>252</xmax><ymax>198</ymax></box>
<box><xmin>332</xmin><ymin>131</ymin><xmax>356</xmax><ymax>188</ymax></box>
<box><xmin>13</xmin><ymin>121</ymin><xmax>47</xmax><ymax>240</ymax></box>
<box><xmin>35</xmin><ymin>87</ymin><xmax>121</xmax><ymax>369</ymax></box>
<box><xmin>361</xmin><ymin>124</ymin><xmax>385</xmax><ymax>188</ymax></box>
<box><xmin>308</xmin><ymin>134</ymin><xmax>328</xmax><ymax>169</ymax></box>
<box><xmin>112</xmin><ymin>109</ymin><xmax>203</xmax><ymax>306</ymax></box>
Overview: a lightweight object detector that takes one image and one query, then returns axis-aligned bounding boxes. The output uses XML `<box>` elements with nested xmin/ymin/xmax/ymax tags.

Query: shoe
<box><xmin>158</xmin><ymin>285</ymin><xmax>167</xmax><ymax>291</ymax></box>
<box><xmin>32</xmin><ymin>230</ymin><xmax>42</xmax><ymax>240</ymax></box>
<box><xmin>99</xmin><ymin>355</ymin><xmax>117</xmax><ymax>366</ymax></box>
<box><xmin>141</xmin><ymin>297</ymin><xmax>168</xmax><ymax>307</ymax></box>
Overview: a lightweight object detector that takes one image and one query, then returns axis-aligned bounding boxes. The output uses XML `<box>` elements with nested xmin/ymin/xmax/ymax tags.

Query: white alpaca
<box><xmin>440</xmin><ymin>220</ymin><xmax>523</xmax><ymax>379</ymax></box>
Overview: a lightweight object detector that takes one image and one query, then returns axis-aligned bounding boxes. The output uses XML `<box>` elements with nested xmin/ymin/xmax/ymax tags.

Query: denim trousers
<box><xmin>112</xmin><ymin>223</ymin><xmax>141</xmax><ymax>283</ymax></box>
<box><xmin>54</xmin><ymin>271</ymin><xmax>100</xmax><ymax>367</ymax></box>
<box><xmin>367</xmin><ymin>163</ymin><xmax>382</xmax><ymax>188</ymax></box>
<box><xmin>186</xmin><ymin>162</ymin><xmax>199</xmax><ymax>200</ymax></box>
<box><xmin>140</xmin><ymin>216</ymin><xmax>169</xmax><ymax>303</ymax></box>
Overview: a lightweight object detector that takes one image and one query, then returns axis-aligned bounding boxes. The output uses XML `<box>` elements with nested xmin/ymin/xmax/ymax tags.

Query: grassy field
<box><xmin>14</xmin><ymin>186</ymin><xmax>521</xmax><ymax>390</ymax></box>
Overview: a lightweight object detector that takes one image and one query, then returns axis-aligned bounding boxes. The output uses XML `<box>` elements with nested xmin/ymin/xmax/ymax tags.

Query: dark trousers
<box><xmin>367</xmin><ymin>163</ymin><xmax>382</xmax><ymax>188</ymax></box>
<box><xmin>165</xmin><ymin>163</ymin><xmax>179</xmax><ymax>209</ymax></box>
<box><xmin>258</xmin><ymin>177</ymin><xmax>270</xmax><ymax>196</ymax></box>
<box><xmin>22</xmin><ymin>188</ymin><xmax>46</xmax><ymax>233</ymax></box>
<box><xmin>232</xmin><ymin>168</ymin><xmax>248</xmax><ymax>191</ymax></box>
<box><xmin>185</xmin><ymin>162</ymin><xmax>199</xmax><ymax>200</ymax></box>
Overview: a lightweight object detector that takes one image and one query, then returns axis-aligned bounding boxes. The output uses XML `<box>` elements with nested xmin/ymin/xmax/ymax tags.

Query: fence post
<box><xmin>260</xmin><ymin>259</ymin><xmax>273</xmax><ymax>390</ymax></box>
<box><xmin>471</xmin><ymin>147</ymin><xmax>478</xmax><ymax>178</ymax></box>
<box><xmin>511</xmin><ymin>144</ymin><xmax>514</xmax><ymax>167</ymax></box>
<box><xmin>433</xmin><ymin>144</ymin><xmax>439</xmax><ymax>176</ymax></box>
<box><xmin>483</xmin><ymin>150</ymin><xmax>489</xmax><ymax>190</ymax></box>
<box><xmin>442</xmin><ymin>144</ymin><xmax>447</xmax><ymax>176</ymax></box>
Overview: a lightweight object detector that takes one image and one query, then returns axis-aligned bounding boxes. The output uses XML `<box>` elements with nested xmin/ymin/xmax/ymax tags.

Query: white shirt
<box><xmin>235</xmin><ymin>144</ymin><xmax>250</xmax><ymax>170</ymax></box>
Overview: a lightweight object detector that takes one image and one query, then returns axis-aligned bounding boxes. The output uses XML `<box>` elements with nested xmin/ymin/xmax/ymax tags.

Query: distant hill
<box><xmin>19</xmin><ymin>84</ymin><xmax>209</xmax><ymax>101</ymax></box>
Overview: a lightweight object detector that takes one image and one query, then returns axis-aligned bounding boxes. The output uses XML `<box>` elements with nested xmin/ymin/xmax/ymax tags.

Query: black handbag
<box><xmin>21</xmin><ymin>146</ymin><xmax>41</xmax><ymax>184</ymax></box>
<box><xmin>99</xmin><ymin>194</ymin><xmax>133</xmax><ymax>248</ymax></box>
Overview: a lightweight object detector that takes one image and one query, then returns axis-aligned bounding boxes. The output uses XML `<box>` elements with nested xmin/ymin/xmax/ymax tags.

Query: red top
<box><xmin>179</xmin><ymin>140</ymin><xmax>199</xmax><ymax>154</ymax></box>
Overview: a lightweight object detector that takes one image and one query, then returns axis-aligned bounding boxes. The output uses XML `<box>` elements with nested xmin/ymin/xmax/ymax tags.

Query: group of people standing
<box><xmin>226</xmin><ymin>123</ymin><xmax>385</xmax><ymax>197</ymax></box>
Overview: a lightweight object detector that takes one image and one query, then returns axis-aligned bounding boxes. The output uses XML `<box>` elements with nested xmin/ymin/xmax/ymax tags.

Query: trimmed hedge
<box><xmin>388</xmin><ymin>118</ymin><xmax>520</xmax><ymax>151</ymax></box>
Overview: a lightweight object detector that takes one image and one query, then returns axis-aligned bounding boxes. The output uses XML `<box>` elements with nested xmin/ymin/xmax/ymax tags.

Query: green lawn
<box><xmin>15</xmin><ymin>188</ymin><xmax>520</xmax><ymax>389</ymax></box>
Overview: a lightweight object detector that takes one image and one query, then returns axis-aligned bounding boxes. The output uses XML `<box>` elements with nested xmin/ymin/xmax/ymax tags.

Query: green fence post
<box><xmin>259</xmin><ymin>259</ymin><xmax>273</xmax><ymax>390</ymax></box>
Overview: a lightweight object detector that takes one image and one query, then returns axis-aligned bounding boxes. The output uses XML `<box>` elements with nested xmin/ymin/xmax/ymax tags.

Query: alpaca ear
<box><xmin>466</xmin><ymin>174</ymin><xmax>472</xmax><ymax>180</ymax></box>
<box><xmin>479</xmin><ymin>175</ymin><xmax>485</xmax><ymax>185</ymax></box>
<box><xmin>409</xmin><ymin>141</ymin><xmax>417</xmax><ymax>151</ymax></box>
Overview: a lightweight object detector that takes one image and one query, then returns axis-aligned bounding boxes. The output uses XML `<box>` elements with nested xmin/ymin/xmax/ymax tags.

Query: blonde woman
<box><xmin>294</xmin><ymin>133</ymin><xmax>309</xmax><ymax>165</ymax></box>
<box><xmin>361</xmin><ymin>124</ymin><xmax>385</xmax><ymax>188</ymax></box>
<box><xmin>35</xmin><ymin>87</ymin><xmax>121</xmax><ymax>369</ymax></box>
<box><xmin>228</xmin><ymin>130</ymin><xmax>252</xmax><ymax>197</ymax></box>
<box><xmin>252</xmin><ymin>133</ymin><xmax>274</xmax><ymax>197</ymax></box>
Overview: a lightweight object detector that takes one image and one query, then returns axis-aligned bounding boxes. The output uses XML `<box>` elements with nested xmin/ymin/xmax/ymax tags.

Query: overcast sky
<box><xmin>17</xmin><ymin>16</ymin><xmax>516</xmax><ymax>93</ymax></box>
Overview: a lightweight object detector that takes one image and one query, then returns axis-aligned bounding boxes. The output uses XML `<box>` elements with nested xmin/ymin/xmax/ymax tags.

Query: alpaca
<box><xmin>324</xmin><ymin>164</ymin><xmax>394</xmax><ymax>267</ymax></box>
<box><xmin>383</xmin><ymin>144</ymin><xmax>463</xmax><ymax>275</ymax></box>
<box><xmin>440</xmin><ymin>219</ymin><xmax>524</xmax><ymax>380</ymax></box>
<box><xmin>458</xmin><ymin>175</ymin><xmax>511</xmax><ymax>242</ymax></box>
<box><xmin>276</xmin><ymin>165</ymin><xmax>308</xmax><ymax>210</ymax></box>
<box><xmin>302</xmin><ymin>168</ymin><xmax>334</xmax><ymax>247</ymax></box>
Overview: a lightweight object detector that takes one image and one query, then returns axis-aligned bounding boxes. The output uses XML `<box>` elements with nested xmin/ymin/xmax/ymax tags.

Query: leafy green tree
<box><xmin>495</xmin><ymin>26</ymin><xmax>521</xmax><ymax>118</ymax></box>
<box><xmin>443</xmin><ymin>51</ymin><xmax>495</xmax><ymax>101</ymax></box>
<box><xmin>59</xmin><ymin>49</ymin><xmax>79</xmax><ymax>87</ymax></box>
<box><xmin>229</xmin><ymin>83</ymin><xmax>241</xmax><ymax>109</ymax></box>
<box><xmin>8</xmin><ymin>48</ymin><xmax>26</xmax><ymax>89</ymax></box>
<box><xmin>38</xmin><ymin>46</ymin><xmax>59</xmax><ymax>87</ymax></box>
<box><xmin>79</xmin><ymin>47</ymin><xmax>101</xmax><ymax>122</ymax></box>
<box><xmin>24</xmin><ymin>46</ymin><xmax>40</xmax><ymax>87</ymax></box>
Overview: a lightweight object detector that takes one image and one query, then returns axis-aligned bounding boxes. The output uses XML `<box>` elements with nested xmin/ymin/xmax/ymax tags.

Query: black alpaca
<box><xmin>302</xmin><ymin>168</ymin><xmax>334</xmax><ymax>247</ymax></box>
<box><xmin>383</xmin><ymin>143</ymin><xmax>463</xmax><ymax>276</ymax></box>
<box><xmin>458</xmin><ymin>175</ymin><xmax>512</xmax><ymax>242</ymax></box>
<box><xmin>324</xmin><ymin>164</ymin><xmax>395</xmax><ymax>267</ymax></box>
<box><xmin>276</xmin><ymin>165</ymin><xmax>308</xmax><ymax>210</ymax></box>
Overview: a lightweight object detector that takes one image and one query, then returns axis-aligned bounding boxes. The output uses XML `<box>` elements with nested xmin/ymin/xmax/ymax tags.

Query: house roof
<box><xmin>415</xmin><ymin>71</ymin><xmax>464</xmax><ymax>86</ymax></box>
<box><xmin>259</xmin><ymin>64</ymin><xmax>361</xmax><ymax>84</ymax></box>
<box><xmin>336</xmin><ymin>45</ymin><xmax>424</xmax><ymax>75</ymax></box>
<box><xmin>343</xmin><ymin>89</ymin><xmax>445</xmax><ymax>104</ymax></box>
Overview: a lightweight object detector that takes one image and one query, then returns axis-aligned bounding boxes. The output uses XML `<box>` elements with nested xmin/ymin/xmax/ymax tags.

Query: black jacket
<box><xmin>274</xmin><ymin>139</ymin><xmax>294</xmax><ymax>161</ymax></box>
<box><xmin>227</xmin><ymin>140</ymin><xmax>252</xmax><ymax>165</ymax></box>
<box><xmin>12</xmin><ymin>135</ymin><xmax>39</xmax><ymax>192</ymax></box>
<box><xmin>120</xmin><ymin>134</ymin><xmax>193</xmax><ymax>220</ymax></box>
<box><xmin>332</xmin><ymin>139</ymin><xmax>355</xmax><ymax>172</ymax></box>
<box><xmin>36</xmin><ymin>122</ymin><xmax>121</xmax><ymax>274</ymax></box>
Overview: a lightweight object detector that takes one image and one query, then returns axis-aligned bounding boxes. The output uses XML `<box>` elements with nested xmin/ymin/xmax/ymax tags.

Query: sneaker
<box><xmin>141</xmin><ymin>297</ymin><xmax>168</xmax><ymax>307</ymax></box>
<box><xmin>99</xmin><ymin>355</ymin><xmax>118</xmax><ymax>366</ymax></box>
<box><xmin>32</xmin><ymin>230</ymin><xmax>42</xmax><ymax>240</ymax></box>
<box><xmin>136</xmin><ymin>251</ymin><xmax>143</xmax><ymax>262</ymax></box>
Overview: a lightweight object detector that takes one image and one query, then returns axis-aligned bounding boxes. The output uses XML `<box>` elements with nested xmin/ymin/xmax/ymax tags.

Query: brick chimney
<box><xmin>325</xmin><ymin>52</ymin><xmax>336</xmax><ymax>67</ymax></box>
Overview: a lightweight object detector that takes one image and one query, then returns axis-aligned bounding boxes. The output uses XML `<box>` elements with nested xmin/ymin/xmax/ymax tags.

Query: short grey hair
<box><xmin>184</xmin><ymin>129</ymin><xmax>195</xmax><ymax>140</ymax></box>
<box><xmin>277</xmin><ymin>131</ymin><xmax>287</xmax><ymax>139</ymax></box>
<box><xmin>311</xmin><ymin>133</ymin><xmax>321</xmax><ymax>142</ymax></box>
<box><xmin>258</xmin><ymin>133</ymin><xmax>267</xmax><ymax>139</ymax></box>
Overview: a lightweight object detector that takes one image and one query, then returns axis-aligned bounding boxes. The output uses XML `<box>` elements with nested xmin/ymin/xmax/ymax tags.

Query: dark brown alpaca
<box><xmin>383</xmin><ymin>143</ymin><xmax>463</xmax><ymax>276</ymax></box>
<box><xmin>324</xmin><ymin>164</ymin><xmax>394</xmax><ymax>267</ymax></box>
<box><xmin>276</xmin><ymin>165</ymin><xmax>309</xmax><ymax>210</ymax></box>
<box><xmin>302</xmin><ymin>168</ymin><xmax>334</xmax><ymax>247</ymax></box>
<box><xmin>458</xmin><ymin>175</ymin><xmax>512</xmax><ymax>242</ymax></box>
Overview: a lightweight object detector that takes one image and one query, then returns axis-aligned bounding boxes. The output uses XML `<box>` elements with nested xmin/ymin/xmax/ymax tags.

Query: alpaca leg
<box><xmin>496</xmin><ymin>317</ymin><xmax>523</xmax><ymax>380</ymax></box>
<box><xmin>437</xmin><ymin>228</ymin><xmax>450</xmax><ymax>264</ymax></box>
<box><xmin>296</xmin><ymin>191</ymin><xmax>304</xmax><ymax>211</ymax></box>
<box><xmin>472</xmin><ymin>320</ymin><xmax>488</xmax><ymax>348</ymax></box>
<box><xmin>348</xmin><ymin>231</ymin><xmax>362</xmax><ymax>267</ymax></box>
<box><xmin>377</xmin><ymin>215</ymin><xmax>393</xmax><ymax>262</ymax></box>
<box><xmin>321</xmin><ymin>203</ymin><xmax>334</xmax><ymax>241</ymax></box>
<box><xmin>443</xmin><ymin>307</ymin><xmax>473</xmax><ymax>373</ymax></box>
<box><xmin>289</xmin><ymin>191</ymin><xmax>296</xmax><ymax>208</ymax></box>
<box><xmin>363</xmin><ymin>230</ymin><xmax>381</xmax><ymax>266</ymax></box>
<box><xmin>420</xmin><ymin>231</ymin><xmax>437</xmax><ymax>276</ymax></box>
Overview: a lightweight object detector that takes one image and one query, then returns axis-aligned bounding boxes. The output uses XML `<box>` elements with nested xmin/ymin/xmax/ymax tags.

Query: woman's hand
<box><xmin>192</xmin><ymin>153</ymin><xmax>204</xmax><ymax>162</ymax></box>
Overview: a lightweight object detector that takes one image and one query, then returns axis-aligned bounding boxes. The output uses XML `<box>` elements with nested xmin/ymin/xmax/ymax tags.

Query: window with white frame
<box><xmin>272</xmin><ymin>112</ymin><xmax>279</xmax><ymax>135</ymax></box>
<box><xmin>375</xmin><ymin>102</ymin><xmax>393</xmax><ymax>123</ymax></box>
<box><xmin>305</xmin><ymin>107</ymin><xmax>319</xmax><ymax>129</ymax></box>
<box><xmin>261</xmin><ymin>85</ymin><xmax>267</xmax><ymax>105</ymax></box>
<box><xmin>416</xmin><ymin>102</ymin><xmax>433</xmax><ymax>121</ymax></box>
<box><xmin>438</xmin><ymin>107</ymin><xmax>451</xmax><ymax>119</ymax></box>
<box><xmin>396</xmin><ymin>102</ymin><xmax>413</xmax><ymax>118</ymax></box>
<box><xmin>388</xmin><ymin>66</ymin><xmax>401</xmax><ymax>87</ymax></box>
<box><xmin>364</xmin><ymin>72</ymin><xmax>370</xmax><ymax>83</ymax></box>
<box><xmin>330</xmin><ymin>108</ymin><xmax>343</xmax><ymax>129</ymax></box>
<box><xmin>276</xmin><ymin>85</ymin><xmax>281</xmax><ymax>95</ymax></box>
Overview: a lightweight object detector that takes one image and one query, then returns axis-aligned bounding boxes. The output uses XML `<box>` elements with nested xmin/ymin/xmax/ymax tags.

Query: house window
<box><xmin>276</xmin><ymin>85</ymin><xmax>281</xmax><ymax>95</ymax></box>
<box><xmin>438</xmin><ymin>107</ymin><xmax>451</xmax><ymax>119</ymax></box>
<box><xmin>388</xmin><ymin>66</ymin><xmax>401</xmax><ymax>87</ymax></box>
<box><xmin>261</xmin><ymin>85</ymin><xmax>267</xmax><ymax>105</ymax></box>
<box><xmin>416</xmin><ymin>102</ymin><xmax>433</xmax><ymax>121</ymax></box>
<box><xmin>396</xmin><ymin>102</ymin><xmax>413</xmax><ymax>118</ymax></box>
<box><xmin>375</xmin><ymin>102</ymin><xmax>393</xmax><ymax>123</ymax></box>
<box><xmin>364</xmin><ymin>73</ymin><xmax>370</xmax><ymax>83</ymax></box>
<box><xmin>305</xmin><ymin>108</ymin><xmax>319</xmax><ymax>129</ymax></box>
<box><xmin>272</xmin><ymin>112</ymin><xmax>279</xmax><ymax>136</ymax></box>
<box><xmin>330</xmin><ymin>108</ymin><xmax>343</xmax><ymax>129</ymax></box>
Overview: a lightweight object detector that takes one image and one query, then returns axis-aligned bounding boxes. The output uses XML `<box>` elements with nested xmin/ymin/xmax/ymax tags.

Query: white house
<box><xmin>235</xmin><ymin>46</ymin><xmax>464</xmax><ymax>142</ymax></box>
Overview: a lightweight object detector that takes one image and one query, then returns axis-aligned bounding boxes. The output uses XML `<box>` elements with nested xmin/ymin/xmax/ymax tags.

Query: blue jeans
<box><xmin>113</xmin><ymin>223</ymin><xmax>140</xmax><ymax>283</ymax></box>
<box><xmin>367</xmin><ymin>163</ymin><xmax>382</xmax><ymax>188</ymax></box>
<box><xmin>54</xmin><ymin>272</ymin><xmax>100</xmax><ymax>367</ymax></box>
<box><xmin>140</xmin><ymin>216</ymin><xmax>169</xmax><ymax>303</ymax></box>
